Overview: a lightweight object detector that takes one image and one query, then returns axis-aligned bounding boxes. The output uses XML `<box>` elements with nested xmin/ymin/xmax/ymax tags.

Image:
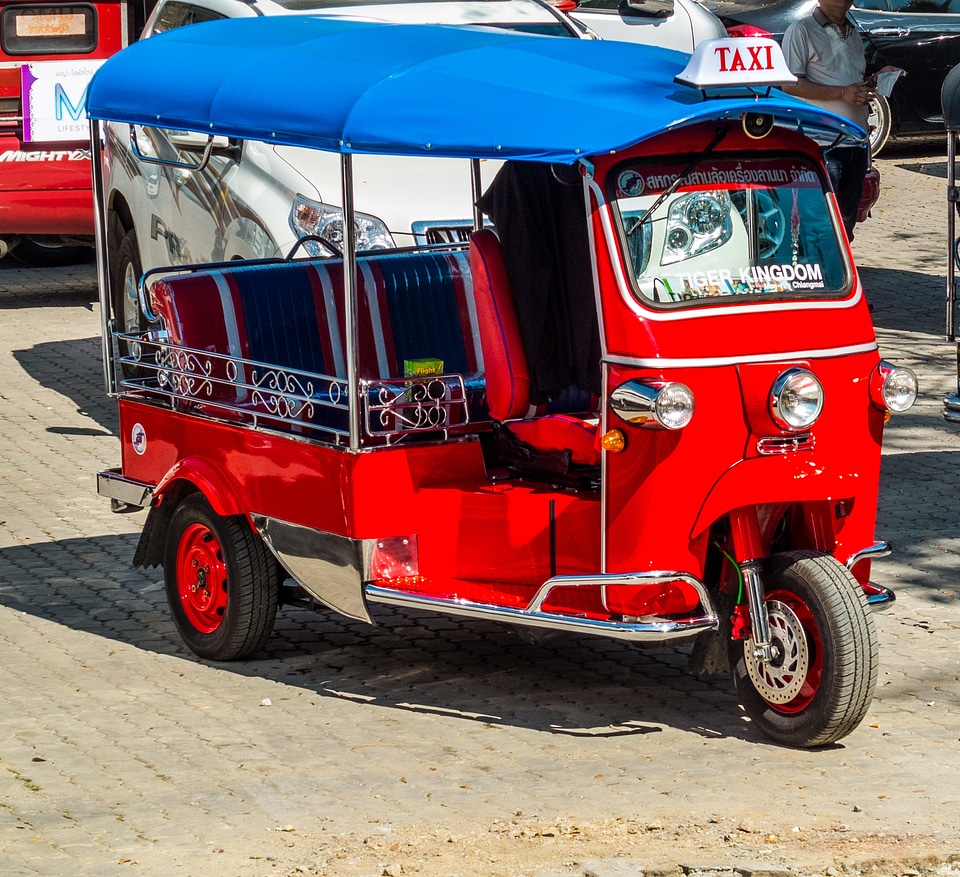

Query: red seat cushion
<box><xmin>508</xmin><ymin>414</ymin><xmax>600</xmax><ymax>468</ymax></box>
<box><xmin>469</xmin><ymin>229</ymin><xmax>531</xmax><ymax>421</ymax></box>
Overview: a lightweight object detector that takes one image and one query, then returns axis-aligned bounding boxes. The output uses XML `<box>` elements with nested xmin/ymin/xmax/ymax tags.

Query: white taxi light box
<box><xmin>676</xmin><ymin>38</ymin><xmax>797</xmax><ymax>90</ymax></box>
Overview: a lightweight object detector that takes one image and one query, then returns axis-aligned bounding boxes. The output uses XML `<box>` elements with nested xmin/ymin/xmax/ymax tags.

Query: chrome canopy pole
<box><xmin>470</xmin><ymin>158</ymin><xmax>483</xmax><ymax>231</ymax></box>
<box><xmin>948</xmin><ymin>130</ymin><xmax>957</xmax><ymax>341</ymax></box>
<box><xmin>341</xmin><ymin>152</ymin><xmax>361</xmax><ymax>450</ymax></box>
<box><xmin>89</xmin><ymin>118</ymin><xmax>117</xmax><ymax>395</ymax></box>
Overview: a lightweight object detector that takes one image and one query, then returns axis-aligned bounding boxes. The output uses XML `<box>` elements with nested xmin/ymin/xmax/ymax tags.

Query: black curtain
<box><xmin>478</xmin><ymin>161</ymin><xmax>601</xmax><ymax>406</ymax></box>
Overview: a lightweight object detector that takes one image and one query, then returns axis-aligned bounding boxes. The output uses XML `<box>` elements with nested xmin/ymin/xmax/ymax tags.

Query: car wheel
<box><xmin>728</xmin><ymin>551</ymin><xmax>878</xmax><ymax>747</ymax></box>
<box><xmin>12</xmin><ymin>238</ymin><xmax>92</xmax><ymax>267</ymax></box>
<box><xmin>164</xmin><ymin>493</ymin><xmax>279</xmax><ymax>661</ymax></box>
<box><xmin>867</xmin><ymin>94</ymin><xmax>892</xmax><ymax>156</ymax></box>
<box><xmin>112</xmin><ymin>228</ymin><xmax>146</xmax><ymax>336</ymax></box>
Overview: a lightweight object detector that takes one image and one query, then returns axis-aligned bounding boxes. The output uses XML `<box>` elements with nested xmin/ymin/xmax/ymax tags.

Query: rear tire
<box><xmin>164</xmin><ymin>494</ymin><xmax>278</xmax><ymax>661</ymax></box>
<box><xmin>729</xmin><ymin>551</ymin><xmax>877</xmax><ymax>748</ymax></box>
<box><xmin>12</xmin><ymin>237</ymin><xmax>92</xmax><ymax>267</ymax></box>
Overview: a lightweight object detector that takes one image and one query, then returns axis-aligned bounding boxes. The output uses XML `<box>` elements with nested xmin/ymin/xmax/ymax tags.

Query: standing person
<box><xmin>781</xmin><ymin>0</ymin><xmax>899</xmax><ymax>239</ymax></box>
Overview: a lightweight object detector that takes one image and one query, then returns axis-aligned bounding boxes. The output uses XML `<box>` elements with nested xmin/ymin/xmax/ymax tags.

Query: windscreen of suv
<box><xmin>1</xmin><ymin>4</ymin><xmax>97</xmax><ymax>54</ymax></box>
<box><xmin>275</xmin><ymin>0</ymin><xmax>574</xmax><ymax>35</ymax></box>
<box><xmin>611</xmin><ymin>154</ymin><xmax>848</xmax><ymax>307</ymax></box>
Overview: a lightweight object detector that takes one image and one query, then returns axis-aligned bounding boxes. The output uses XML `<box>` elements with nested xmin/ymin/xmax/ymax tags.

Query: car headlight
<box><xmin>291</xmin><ymin>194</ymin><xmax>395</xmax><ymax>253</ymax></box>
<box><xmin>770</xmin><ymin>368</ymin><xmax>823</xmax><ymax>431</ymax></box>
<box><xmin>610</xmin><ymin>380</ymin><xmax>695</xmax><ymax>430</ymax></box>
<box><xmin>870</xmin><ymin>361</ymin><xmax>918</xmax><ymax>413</ymax></box>
<box><xmin>661</xmin><ymin>190</ymin><xmax>733</xmax><ymax>265</ymax></box>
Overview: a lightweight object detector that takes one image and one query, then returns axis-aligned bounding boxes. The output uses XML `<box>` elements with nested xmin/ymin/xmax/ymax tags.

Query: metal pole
<box><xmin>470</xmin><ymin>158</ymin><xmax>483</xmax><ymax>231</ymax></box>
<box><xmin>341</xmin><ymin>152</ymin><xmax>361</xmax><ymax>450</ymax></box>
<box><xmin>948</xmin><ymin>131</ymin><xmax>957</xmax><ymax>341</ymax></box>
<box><xmin>89</xmin><ymin>118</ymin><xmax>117</xmax><ymax>395</ymax></box>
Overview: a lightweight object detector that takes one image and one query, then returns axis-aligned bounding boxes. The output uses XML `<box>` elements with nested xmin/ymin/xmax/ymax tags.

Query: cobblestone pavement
<box><xmin>1</xmin><ymin>140</ymin><xmax>960</xmax><ymax>877</ymax></box>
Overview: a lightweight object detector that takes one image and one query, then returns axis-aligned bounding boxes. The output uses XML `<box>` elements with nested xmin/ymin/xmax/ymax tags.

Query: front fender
<box><xmin>690</xmin><ymin>451</ymin><xmax>879</xmax><ymax>557</ymax></box>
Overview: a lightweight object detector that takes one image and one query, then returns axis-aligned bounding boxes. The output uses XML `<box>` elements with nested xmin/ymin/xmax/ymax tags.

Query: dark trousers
<box><xmin>826</xmin><ymin>146</ymin><xmax>869</xmax><ymax>240</ymax></box>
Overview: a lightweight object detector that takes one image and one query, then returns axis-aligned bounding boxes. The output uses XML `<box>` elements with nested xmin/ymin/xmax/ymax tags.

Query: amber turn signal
<box><xmin>600</xmin><ymin>429</ymin><xmax>626</xmax><ymax>453</ymax></box>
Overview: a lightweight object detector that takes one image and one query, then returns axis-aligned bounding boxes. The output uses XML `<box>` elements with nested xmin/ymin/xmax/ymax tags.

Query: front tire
<box><xmin>164</xmin><ymin>494</ymin><xmax>278</xmax><ymax>661</ymax></box>
<box><xmin>111</xmin><ymin>228</ymin><xmax>145</xmax><ymax>336</ymax></box>
<box><xmin>729</xmin><ymin>551</ymin><xmax>878</xmax><ymax>748</ymax></box>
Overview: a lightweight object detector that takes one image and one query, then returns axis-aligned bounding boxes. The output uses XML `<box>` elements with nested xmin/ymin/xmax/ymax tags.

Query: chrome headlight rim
<box><xmin>610</xmin><ymin>379</ymin><xmax>695</xmax><ymax>430</ymax></box>
<box><xmin>770</xmin><ymin>367</ymin><xmax>824</xmax><ymax>432</ymax></box>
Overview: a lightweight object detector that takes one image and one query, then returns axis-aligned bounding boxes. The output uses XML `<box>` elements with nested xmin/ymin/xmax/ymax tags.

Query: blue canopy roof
<box><xmin>86</xmin><ymin>17</ymin><xmax>864</xmax><ymax>162</ymax></box>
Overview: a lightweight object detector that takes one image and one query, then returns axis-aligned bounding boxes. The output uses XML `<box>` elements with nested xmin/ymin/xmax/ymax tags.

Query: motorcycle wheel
<box><xmin>164</xmin><ymin>494</ymin><xmax>278</xmax><ymax>661</ymax></box>
<box><xmin>729</xmin><ymin>551</ymin><xmax>877</xmax><ymax>748</ymax></box>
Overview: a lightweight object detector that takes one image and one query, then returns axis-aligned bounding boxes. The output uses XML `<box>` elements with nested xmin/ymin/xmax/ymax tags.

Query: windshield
<box><xmin>611</xmin><ymin>154</ymin><xmax>849</xmax><ymax>307</ymax></box>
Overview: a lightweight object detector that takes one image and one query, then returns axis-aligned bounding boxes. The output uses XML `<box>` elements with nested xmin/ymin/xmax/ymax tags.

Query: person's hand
<box><xmin>840</xmin><ymin>81</ymin><xmax>874</xmax><ymax>106</ymax></box>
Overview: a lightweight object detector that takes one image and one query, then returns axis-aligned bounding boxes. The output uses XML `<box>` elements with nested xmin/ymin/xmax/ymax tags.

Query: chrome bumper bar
<box><xmin>944</xmin><ymin>393</ymin><xmax>960</xmax><ymax>423</ymax></box>
<box><xmin>97</xmin><ymin>469</ymin><xmax>155</xmax><ymax>510</ymax></box>
<box><xmin>367</xmin><ymin>571</ymin><xmax>718</xmax><ymax>643</ymax></box>
<box><xmin>845</xmin><ymin>540</ymin><xmax>896</xmax><ymax>612</ymax></box>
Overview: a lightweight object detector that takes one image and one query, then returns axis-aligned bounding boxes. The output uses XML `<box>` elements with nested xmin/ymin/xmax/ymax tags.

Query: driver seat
<box><xmin>469</xmin><ymin>229</ymin><xmax>600</xmax><ymax>468</ymax></box>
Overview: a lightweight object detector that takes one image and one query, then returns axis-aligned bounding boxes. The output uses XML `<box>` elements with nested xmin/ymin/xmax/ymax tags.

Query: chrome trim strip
<box><xmin>604</xmin><ymin>342</ymin><xmax>878</xmax><ymax>371</ymax></box>
<box><xmin>251</xmin><ymin>515</ymin><xmax>374</xmax><ymax>624</ymax></box>
<box><xmin>367</xmin><ymin>571</ymin><xmax>718</xmax><ymax>642</ymax></box>
<box><xmin>943</xmin><ymin>393</ymin><xmax>960</xmax><ymax>423</ymax></box>
<box><xmin>97</xmin><ymin>469</ymin><xmax>155</xmax><ymax>508</ymax></box>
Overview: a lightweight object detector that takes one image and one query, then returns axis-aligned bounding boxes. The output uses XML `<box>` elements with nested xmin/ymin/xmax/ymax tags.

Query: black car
<box><xmin>714</xmin><ymin>0</ymin><xmax>960</xmax><ymax>153</ymax></box>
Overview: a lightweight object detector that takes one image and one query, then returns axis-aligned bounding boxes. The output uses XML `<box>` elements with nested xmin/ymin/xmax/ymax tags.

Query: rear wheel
<box><xmin>12</xmin><ymin>238</ymin><xmax>92</xmax><ymax>267</ymax></box>
<box><xmin>729</xmin><ymin>551</ymin><xmax>877</xmax><ymax>748</ymax></box>
<box><xmin>164</xmin><ymin>494</ymin><xmax>278</xmax><ymax>661</ymax></box>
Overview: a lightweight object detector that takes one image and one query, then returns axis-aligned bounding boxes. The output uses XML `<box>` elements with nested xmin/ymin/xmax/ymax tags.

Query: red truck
<box><xmin>0</xmin><ymin>0</ymin><xmax>150</xmax><ymax>264</ymax></box>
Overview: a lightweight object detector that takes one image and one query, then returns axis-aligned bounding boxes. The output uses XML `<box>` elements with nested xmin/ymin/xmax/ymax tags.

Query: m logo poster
<box><xmin>22</xmin><ymin>60</ymin><xmax>104</xmax><ymax>143</ymax></box>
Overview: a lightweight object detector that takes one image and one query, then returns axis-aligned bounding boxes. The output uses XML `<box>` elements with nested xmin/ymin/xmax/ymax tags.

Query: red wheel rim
<box><xmin>176</xmin><ymin>522</ymin><xmax>228</xmax><ymax>635</ymax></box>
<box><xmin>761</xmin><ymin>588</ymin><xmax>823</xmax><ymax>714</ymax></box>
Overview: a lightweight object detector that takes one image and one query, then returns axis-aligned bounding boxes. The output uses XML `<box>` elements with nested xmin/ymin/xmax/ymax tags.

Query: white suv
<box><xmin>105</xmin><ymin>0</ymin><xmax>724</xmax><ymax>334</ymax></box>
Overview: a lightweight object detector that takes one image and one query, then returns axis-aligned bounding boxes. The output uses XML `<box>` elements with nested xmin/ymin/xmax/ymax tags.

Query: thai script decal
<box><xmin>617</xmin><ymin>162</ymin><xmax>819</xmax><ymax>198</ymax></box>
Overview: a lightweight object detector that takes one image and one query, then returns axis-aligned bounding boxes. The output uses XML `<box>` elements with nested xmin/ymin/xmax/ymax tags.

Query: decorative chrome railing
<box><xmin>117</xmin><ymin>333</ymin><xmax>470</xmax><ymax>443</ymax></box>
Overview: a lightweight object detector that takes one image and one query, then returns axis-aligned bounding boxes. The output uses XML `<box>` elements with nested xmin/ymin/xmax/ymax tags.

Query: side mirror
<box><xmin>619</xmin><ymin>0</ymin><xmax>675</xmax><ymax>18</ymax></box>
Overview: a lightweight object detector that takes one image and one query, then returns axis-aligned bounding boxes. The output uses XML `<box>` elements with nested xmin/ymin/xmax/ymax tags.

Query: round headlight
<box><xmin>686</xmin><ymin>195</ymin><xmax>725</xmax><ymax>236</ymax></box>
<box><xmin>610</xmin><ymin>380</ymin><xmax>695</xmax><ymax>430</ymax></box>
<box><xmin>655</xmin><ymin>383</ymin><xmax>695</xmax><ymax>430</ymax></box>
<box><xmin>770</xmin><ymin>368</ymin><xmax>823</xmax><ymax>431</ymax></box>
<box><xmin>876</xmin><ymin>363</ymin><xmax>918</xmax><ymax>412</ymax></box>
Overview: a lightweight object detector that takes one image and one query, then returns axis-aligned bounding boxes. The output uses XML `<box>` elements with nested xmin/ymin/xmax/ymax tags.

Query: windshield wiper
<box><xmin>626</xmin><ymin>125</ymin><xmax>731</xmax><ymax>238</ymax></box>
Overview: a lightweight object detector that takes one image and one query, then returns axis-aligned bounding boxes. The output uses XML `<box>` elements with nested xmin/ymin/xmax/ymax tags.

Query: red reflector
<box><xmin>726</xmin><ymin>24</ymin><xmax>774</xmax><ymax>38</ymax></box>
<box><xmin>546</xmin><ymin>0</ymin><xmax>578</xmax><ymax>9</ymax></box>
<box><xmin>0</xmin><ymin>67</ymin><xmax>20</xmax><ymax>100</ymax></box>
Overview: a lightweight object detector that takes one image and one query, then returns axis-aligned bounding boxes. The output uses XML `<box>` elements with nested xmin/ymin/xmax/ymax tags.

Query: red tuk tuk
<box><xmin>88</xmin><ymin>20</ymin><xmax>918</xmax><ymax>747</ymax></box>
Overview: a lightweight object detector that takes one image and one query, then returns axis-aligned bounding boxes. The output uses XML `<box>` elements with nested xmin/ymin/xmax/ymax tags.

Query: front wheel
<box><xmin>164</xmin><ymin>494</ymin><xmax>278</xmax><ymax>661</ymax></box>
<box><xmin>729</xmin><ymin>551</ymin><xmax>878</xmax><ymax>748</ymax></box>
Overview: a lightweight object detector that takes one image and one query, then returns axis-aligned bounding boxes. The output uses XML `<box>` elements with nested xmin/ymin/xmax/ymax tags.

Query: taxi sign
<box><xmin>675</xmin><ymin>37</ymin><xmax>797</xmax><ymax>91</ymax></box>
